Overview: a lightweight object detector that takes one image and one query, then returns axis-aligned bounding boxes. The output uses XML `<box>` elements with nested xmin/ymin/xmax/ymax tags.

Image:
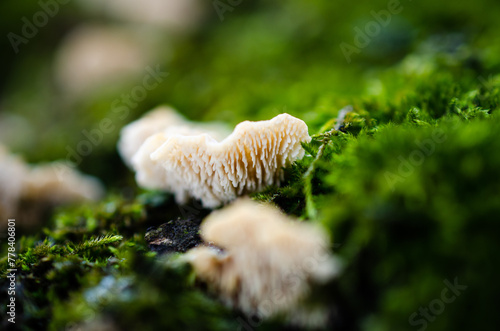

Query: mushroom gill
<box><xmin>185</xmin><ymin>198</ymin><xmax>340</xmax><ymax>325</ymax></box>
<box><xmin>129</xmin><ymin>112</ymin><xmax>310</xmax><ymax>207</ymax></box>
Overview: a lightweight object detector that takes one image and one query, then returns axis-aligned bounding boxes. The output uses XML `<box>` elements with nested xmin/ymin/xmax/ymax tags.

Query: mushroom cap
<box><xmin>55</xmin><ymin>24</ymin><xmax>155</xmax><ymax>96</ymax></box>
<box><xmin>78</xmin><ymin>0</ymin><xmax>207</xmax><ymax>32</ymax></box>
<box><xmin>186</xmin><ymin>198</ymin><xmax>340</xmax><ymax>322</ymax></box>
<box><xmin>135</xmin><ymin>113</ymin><xmax>311</xmax><ymax>207</ymax></box>
<box><xmin>118</xmin><ymin>106</ymin><xmax>229</xmax><ymax>168</ymax></box>
<box><xmin>0</xmin><ymin>145</ymin><xmax>29</xmax><ymax>219</ymax></box>
<box><xmin>22</xmin><ymin>162</ymin><xmax>104</xmax><ymax>204</ymax></box>
<box><xmin>1</xmin><ymin>146</ymin><xmax>104</xmax><ymax>227</ymax></box>
<box><xmin>118</xmin><ymin>106</ymin><xmax>186</xmax><ymax>167</ymax></box>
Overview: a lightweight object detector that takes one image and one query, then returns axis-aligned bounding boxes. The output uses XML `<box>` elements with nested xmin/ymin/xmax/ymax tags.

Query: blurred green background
<box><xmin>1</xmin><ymin>0</ymin><xmax>499</xmax><ymax>187</ymax></box>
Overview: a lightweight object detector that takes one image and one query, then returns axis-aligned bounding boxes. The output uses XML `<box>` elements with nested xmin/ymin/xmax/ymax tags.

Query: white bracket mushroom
<box><xmin>185</xmin><ymin>198</ymin><xmax>340</xmax><ymax>326</ymax></box>
<box><xmin>119</xmin><ymin>108</ymin><xmax>311</xmax><ymax>207</ymax></box>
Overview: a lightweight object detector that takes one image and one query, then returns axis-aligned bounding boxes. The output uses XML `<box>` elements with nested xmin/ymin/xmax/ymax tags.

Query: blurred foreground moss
<box><xmin>1</xmin><ymin>195</ymin><xmax>236</xmax><ymax>330</ymax></box>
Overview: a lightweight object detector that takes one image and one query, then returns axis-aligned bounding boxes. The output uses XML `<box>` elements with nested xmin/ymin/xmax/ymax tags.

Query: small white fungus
<box><xmin>118</xmin><ymin>106</ymin><xmax>187</xmax><ymax>168</ymax></box>
<box><xmin>118</xmin><ymin>106</ymin><xmax>230</xmax><ymax>168</ymax></box>
<box><xmin>77</xmin><ymin>0</ymin><xmax>207</xmax><ymax>32</ymax></box>
<box><xmin>22</xmin><ymin>162</ymin><xmax>104</xmax><ymax>205</ymax></box>
<box><xmin>0</xmin><ymin>144</ymin><xmax>104</xmax><ymax>228</ymax></box>
<box><xmin>125</xmin><ymin>111</ymin><xmax>310</xmax><ymax>207</ymax></box>
<box><xmin>0</xmin><ymin>144</ymin><xmax>29</xmax><ymax>220</ymax></box>
<box><xmin>54</xmin><ymin>25</ymin><xmax>156</xmax><ymax>96</ymax></box>
<box><xmin>185</xmin><ymin>198</ymin><xmax>340</xmax><ymax>324</ymax></box>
